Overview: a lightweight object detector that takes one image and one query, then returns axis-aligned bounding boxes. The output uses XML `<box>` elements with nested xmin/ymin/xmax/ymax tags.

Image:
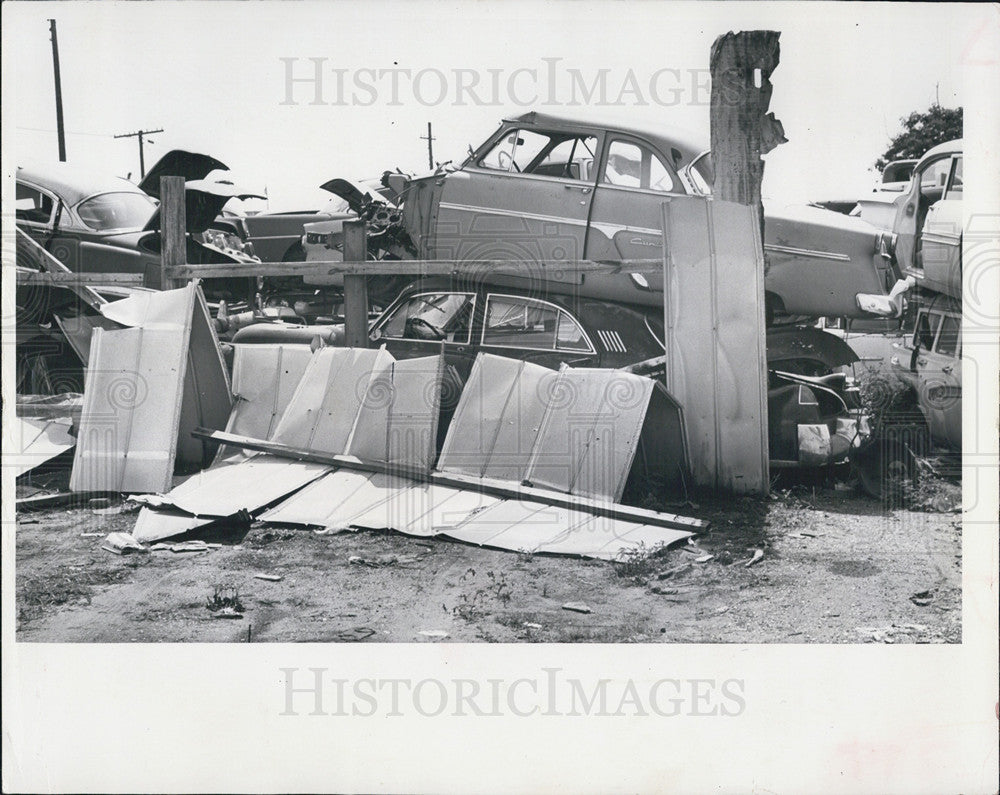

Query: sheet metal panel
<box><xmin>132</xmin><ymin>507</ymin><xmax>214</xmax><ymax>543</ymax></box>
<box><xmin>270</xmin><ymin>347</ymin><xmax>394</xmax><ymax>454</ymax></box>
<box><xmin>663</xmin><ymin>197</ymin><xmax>769</xmax><ymax>493</ymax></box>
<box><xmin>70</xmin><ymin>326</ymin><xmax>188</xmax><ymax>493</ymax></box>
<box><xmin>438</xmin><ymin>353</ymin><xmax>552</xmax><ymax>480</ymax></box>
<box><xmin>346</xmin><ymin>354</ymin><xmax>442</xmax><ymax>472</ymax></box>
<box><xmin>159</xmin><ymin>453</ymin><xmax>330</xmax><ymax>517</ymax></box>
<box><xmin>9</xmin><ymin>417</ymin><xmax>76</xmax><ymax>477</ymax></box>
<box><xmin>524</xmin><ymin>367</ymin><xmax>655</xmax><ymax>502</ymax></box>
<box><xmin>219</xmin><ymin>345</ymin><xmax>313</xmax><ymax>461</ymax></box>
<box><xmin>260</xmin><ymin>469</ymin><xmax>409</xmax><ymax>528</ymax></box>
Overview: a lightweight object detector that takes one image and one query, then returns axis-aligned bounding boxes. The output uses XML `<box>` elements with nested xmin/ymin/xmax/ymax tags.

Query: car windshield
<box><xmin>76</xmin><ymin>191</ymin><xmax>158</xmax><ymax>231</ymax></box>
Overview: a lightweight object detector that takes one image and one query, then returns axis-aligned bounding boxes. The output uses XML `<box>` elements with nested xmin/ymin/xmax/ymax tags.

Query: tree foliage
<box><xmin>876</xmin><ymin>105</ymin><xmax>963</xmax><ymax>170</ymax></box>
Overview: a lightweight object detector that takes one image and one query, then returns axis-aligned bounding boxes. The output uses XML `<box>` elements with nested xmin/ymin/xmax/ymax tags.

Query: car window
<box><xmin>374</xmin><ymin>292</ymin><xmax>475</xmax><ymax>343</ymax></box>
<box><xmin>944</xmin><ymin>155</ymin><xmax>963</xmax><ymax>199</ymax></box>
<box><xmin>478</xmin><ymin>129</ymin><xmax>597</xmax><ymax>180</ymax></box>
<box><xmin>16</xmin><ymin>183</ymin><xmax>54</xmax><ymax>224</ymax></box>
<box><xmin>76</xmin><ymin>191</ymin><xmax>157</xmax><ymax>231</ymax></box>
<box><xmin>935</xmin><ymin>314</ymin><xmax>960</xmax><ymax>357</ymax></box>
<box><xmin>917</xmin><ymin>157</ymin><xmax>951</xmax><ymax>204</ymax></box>
<box><xmin>913</xmin><ymin>310</ymin><xmax>941</xmax><ymax>350</ymax></box>
<box><xmin>482</xmin><ymin>295</ymin><xmax>592</xmax><ymax>352</ymax></box>
<box><xmin>603</xmin><ymin>139</ymin><xmax>678</xmax><ymax>192</ymax></box>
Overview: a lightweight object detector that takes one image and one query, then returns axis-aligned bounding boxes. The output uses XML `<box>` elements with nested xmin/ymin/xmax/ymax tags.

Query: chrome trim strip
<box><xmin>763</xmin><ymin>244</ymin><xmax>852</xmax><ymax>262</ymax></box>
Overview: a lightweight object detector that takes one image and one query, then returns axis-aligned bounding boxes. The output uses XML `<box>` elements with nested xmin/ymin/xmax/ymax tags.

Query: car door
<box><xmin>916</xmin><ymin>309</ymin><xmax>961</xmax><ymax>449</ymax></box>
<box><xmin>434</xmin><ymin>125</ymin><xmax>600</xmax><ymax>267</ymax></box>
<box><xmin>919</xmin><ymin>154</ymin><xmax>962</xmax><ymax>297</ymax></box>
<box><xmin>586</xmin><ymin>134</ymin><xmax>684</xmax><ymax>266</ymax></box>
<box><xmin>892</xmin><ymin>152</ymin><xmax>955</xmax><ymax>278</ymax></box>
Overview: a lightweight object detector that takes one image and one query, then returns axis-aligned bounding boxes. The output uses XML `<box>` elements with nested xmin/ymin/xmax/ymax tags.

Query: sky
<box><xmin>3</xmin><ymin>1</ymin><xmax>992</xmax><ymax>212</ymax></box>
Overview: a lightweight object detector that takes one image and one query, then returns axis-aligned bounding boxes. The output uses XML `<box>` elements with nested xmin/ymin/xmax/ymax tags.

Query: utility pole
<box><xmin>48</xmin><ymin>20</ymin><xmax>66</xmax><ymax>161</ymax></box>
<box><xmin>420</xmin><ymin>122</ymin><xmax>435</xmax><ymax>170</ymax></box>
<box><xmin>114</xmin><ymin>128</ymin><xmax>163</xmax><ymax>178</ymax></box>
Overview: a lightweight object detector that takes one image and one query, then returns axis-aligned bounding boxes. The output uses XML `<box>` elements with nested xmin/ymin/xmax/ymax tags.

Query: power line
<box><xmin>16</xmin><ymin>126</ymin><xmax>111</xmax><ymax>137</ymax></box>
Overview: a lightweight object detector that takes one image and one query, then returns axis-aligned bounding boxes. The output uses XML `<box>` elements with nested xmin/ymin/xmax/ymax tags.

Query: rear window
<box><xmin>77</xmin><ymin>191</ymin><xmax>157</xmax><ymax>231</ymax></box>
<box><xmin>482</xmin><ymin>295</ymin><xmax>592</xmax><ymax>352</ymax></box>
<box><xmin>935</xmin><ymin>314</ymin><xmax>960</xmax><ymax>357</ymax></box>
<box><xmin>913</xmin><ymin>310</ymin><xmax>941</xmax><ymax>350</ymax></box>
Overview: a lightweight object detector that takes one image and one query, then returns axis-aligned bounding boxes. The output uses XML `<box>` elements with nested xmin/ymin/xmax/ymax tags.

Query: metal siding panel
<box><xmin>346</xmin><ymin>355</ymin><xmax>442</xmax><ymax>471</ymax></box>
<box><xmin>443</xmin><ymin>500</ymin><xmax>556</xmax><ymax>547</ymax></box>
<box><xmin>70</xmin><ymin>326</ymin><xmax>188</xmax><ymax>493</ymax></box>
<box><xmin>10</xmin><ymin>417</ymin><xmax>76</xmax><ymax>477</ymax></box>
<box><xmin>163</xmin><ymin>453</ymin><xmax>330</xmax><ymax>516</ymax></box>
<box><xmin>437</xmin><ymin>354</ymin><xmax>551</xmax><ymax>480</ymax></box>
<box><xmin>222</xmin><ymin>345</ymin><xmax>314</xmax><ymax>457</ymax></box>
<box><xmin>663</xmin><ymin>197</ymin><xmax>768</xmax><ymax>492</ymax></box>
<box><xmin>132</xmin><ymin>507</ymin><xmax>215</xmax><ymax>543</ymax></box>
<box><xmin>270</xmin><ymin>347</ymin><xmax>394</xmax><ymax>454</ymax></box>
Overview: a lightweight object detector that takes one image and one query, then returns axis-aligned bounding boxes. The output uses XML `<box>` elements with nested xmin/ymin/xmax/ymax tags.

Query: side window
<box><xmin>374</xmin><ymin>293</ymin><xmax>475</xmax><ymax>343</ymax></box>
<box><xmin>918</xmin><ymin>157</ymin><xmax>952</xmax><ymax>205</ymax></box>
<box><xmin>482</xmin><ymin>295</ymin><xmax>591</xmax><ymax>352</ymax></box>
<box><xmin>603</xmin><ymin>140</ymin><xmax>678</xmax><ymax>192</ymax></box>
<box><xmin>935</xmin><ymin>314</ymin><xmax>960</xmax><ymax>357</ymax></box>
<box><xmin>16</xmin><ymin>183</ymin><xmax>54</xmax><ymax>224</ymax></box>
<box><xmin>478</xmin><ymin>129</ymin><xmax>597</xmax><ymax>180</ymax></box>
<box><xmin>913</xmin><ymin>310</ymin><xmax>941</xmax><ymax>350</ymax></box>
<box><xmin>944</xmin><ymin>155</ymin><xmax>963</xmax><ymax>200</ymax></box>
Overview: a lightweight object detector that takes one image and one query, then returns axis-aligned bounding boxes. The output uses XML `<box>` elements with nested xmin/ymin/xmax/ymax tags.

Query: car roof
<box><xmin>17</xmin><ymin>161</ymin><xmax>147</xmax><ymax>207</ymax></box>
<box><xmin>506</xmin><ymin>111</ymin><xmax>707</xmax><ymax>168</ymax></box>
<box><xmin>915</xmin><ymin>139</ymin><xmax>962</xmax><ymax>168</ymax></box>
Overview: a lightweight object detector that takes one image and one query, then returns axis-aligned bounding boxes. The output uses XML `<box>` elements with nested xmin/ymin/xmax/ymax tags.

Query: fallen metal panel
<box><xmin>524</xmin><ymin>367</ymin><xmax>656</xmax><ymax>502</ymax></box>
<box><xmin>270</xmin><ymin>347</ymin><xmax>394</xmax><ymax>455</ymax></box>
<box><xmin>346</xmin><ymin>354</ymin><xmax>442</xmax><ymax>472</ymax></box>
<box><xmin>218</xmin><ymin>344</ymin><xmax>313</xmax><ymax>461</ymax></box>
<box><xmin>70</xmin><ymin>326</ymin><xmax>188</xmax><ymax>493</ymax></box>
<box><xmin>662</xmin><ymin>197</ymin><xmax>769</xmax><ymax>493</ymax></box>
<box><xmin>53</xmin><ymin>313</ymin><xmax>121</xmax><ymax>366</ymax></box>
<box><xmin>437</xmin><ymin>353</ymin><xmax>553</xmax><ymax>480</ymax></box>
<box><xmin>99</xmin><ymin>284</ymin><xmax>194</xmax><ymax>328</ymax></box>
<box><xmin>259</xmin><ymin>469</ymin><xmax>410</xmax><ymax>528</ymax></box>
<box><xmin>132</xmin><ymin>507</ymin><xmax>215</xmax><ymax>543</ymax></box>
<box><xmin>9</xmin><ymin>417</ymin><xmax>76</xmax><ymax>477</ymax></box>
<box><xmin>157</xmin><ymin>454</ymin><xmax>330</xmax><ymax>517</ymax></box>
<box><xmin>347</xmin><ymin>481</ymin><xmax>497</xmax><ymax>535</ymax></box>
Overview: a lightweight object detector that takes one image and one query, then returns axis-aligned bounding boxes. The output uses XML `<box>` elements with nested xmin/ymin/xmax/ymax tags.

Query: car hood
<box><xmin>138</xmin><ymin>150</ymin><xmax>229</xmax><ymax>197</ymax></box>
<box><xmin>766</xmin><ymin>327</ymin><xmax>859</xmax><ymax>369</ymax></box>
<box><xmin>142</xmin><ymin>180</ymin><xmax>266</xmax><ymax>235</ymax></box>
<box><xmin>318</xmin><ymin>178</ymin><xmax>380</xmax><ymax>214</ymax></box>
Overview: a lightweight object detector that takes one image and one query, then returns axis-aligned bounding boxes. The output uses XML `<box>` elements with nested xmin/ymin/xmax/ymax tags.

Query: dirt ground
<box><xmin>15</xmin><ymin>473</ymin><xmax>962</xmax><ymax>644</ymax></box>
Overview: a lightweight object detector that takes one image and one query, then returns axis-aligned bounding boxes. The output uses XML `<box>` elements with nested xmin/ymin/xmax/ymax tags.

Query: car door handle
<box><xmin>917</xmin><ymin>358</ymin><xmax>927</xmax><ymax>366</ymax></box>
<box><xmin>565</xmin><ymin>185</ymin><xmax>592</xmax><ymax>194</ymax></box>
<box><xmin>942</xmin><ymin>365</ymin><xmax>953</xmax><ymax>374</ymax></box>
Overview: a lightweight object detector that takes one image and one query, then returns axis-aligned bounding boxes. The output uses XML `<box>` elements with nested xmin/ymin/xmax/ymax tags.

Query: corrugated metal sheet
<box><xmin>437</xmin><ymin>354</ymin><xmax>551</xmax><ymax>481</ymax></box>
<box><xmin>662</xmin><ymin>197</ymin><xmax>769</xmax><ymax>493</ymax></box>
<box><xmin>218</xmin><ymin>344</ymin><xmax>313</xmax><ymax>461</ymax></box>
<box><xmin>71</xmin><ymin>325</ymin><xmax>188</xmax><ymax>493</ymax></box>
<box><xmin>259</xmin><ymin>467</ymin><xmax>691</xmax><ymax>559</ymax></box>
<box><xmin>149</xmin><ymin>453</ymin><xmax>330</xmax><ymax>517</ymax></box>
<box><xmin>345</xmin><ymin>355</ymin><xmax>442</xmax><ymax>472</ymax></box>
<box><xmin>438</xmin><ymin>354</ymin><xmax>688</xmax><ymax>503</ymax></box>
<box><xmin>270</xmin><ymin>347</ymin><xmax>394</xmax><ymax>454</ymax></box>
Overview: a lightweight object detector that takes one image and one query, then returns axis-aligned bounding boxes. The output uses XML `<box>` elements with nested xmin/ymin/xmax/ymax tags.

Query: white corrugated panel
<box><xmin>662</xmin><ymin>197</ymin><xmax>769</xmax><ymax>493</ymax></box>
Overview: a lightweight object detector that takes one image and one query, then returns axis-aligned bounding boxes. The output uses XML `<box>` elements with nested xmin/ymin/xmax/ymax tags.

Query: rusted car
<box><xmin>15</xmin><ymin>150</ymin><xmax>261</xmax><ymax>296</ymax></box>
<box><xmin>392</xmin><ymin>111</ymin><xmax>900</xmax><ymax>322</ymax></box>
<box><xmin>232</xmin><ymin>278</ymin><xmax>867</xmax><ymax>468</ymax></box>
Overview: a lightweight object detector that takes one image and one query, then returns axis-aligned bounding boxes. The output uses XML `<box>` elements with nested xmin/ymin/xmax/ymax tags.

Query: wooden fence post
<box><xmin>159</xmin><ymin>176</ymin><xmax>186</xmax><ymax>291</ymax></box>
<box><xmin>342</xmin><ymin>219</ymin><xmax>369</xmax><ymax>349</ymax></box>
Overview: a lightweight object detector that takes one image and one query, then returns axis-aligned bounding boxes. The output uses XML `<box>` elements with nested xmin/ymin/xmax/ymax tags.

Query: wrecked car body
<box><xmin>391</xmin><ymin>111</ymin><xmax>900</xmax><ymax>322</ymax></box>
<box><xmin>15</xmin><ymin>150</ymin><xmax>262</xmax><ymax>295</ymax></box>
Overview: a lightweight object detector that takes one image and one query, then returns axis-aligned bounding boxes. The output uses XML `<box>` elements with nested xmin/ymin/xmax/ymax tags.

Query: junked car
<box><xmin>231</xmin><ymin>277</ymin><xmax>868</xmax><ymax>469</ymax></box>
<box><xmin>15</xmin><ymin>150</ymin><xmax>262</xmax><ymax>301</ymax></box>
<box><xmin>388</xmin><ymin>111</ymin><xmax>901</xmax><ymax>322</ymax></box>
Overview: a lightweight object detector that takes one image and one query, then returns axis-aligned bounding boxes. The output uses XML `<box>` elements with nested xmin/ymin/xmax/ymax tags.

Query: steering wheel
<box><xmin>405</xmin><ymin>316</ymin><xmax>446</xmax><ymax>340</ymax></box>
<box><xmin>497</xmin><ymin>150</ymin><xmax>520</xmax><ymax>173</ymax></box>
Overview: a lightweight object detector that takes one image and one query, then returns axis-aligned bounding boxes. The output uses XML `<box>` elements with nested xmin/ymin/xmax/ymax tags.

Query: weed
<box><xmin>611</xmin><ymin>543</ymin><xmax>663</xmax><ymax>582</ymax></box>
<box><xmin>206</xmin><ymin>585</ymin><xmax>244</xmax><ymax>613</ymax></box>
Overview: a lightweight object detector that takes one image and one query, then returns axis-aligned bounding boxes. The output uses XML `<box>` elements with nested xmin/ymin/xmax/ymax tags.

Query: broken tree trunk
<box><xmin>709</xmin><ymin>30</ymin><xmax>786</xmax><ymax>221</ymax></box>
